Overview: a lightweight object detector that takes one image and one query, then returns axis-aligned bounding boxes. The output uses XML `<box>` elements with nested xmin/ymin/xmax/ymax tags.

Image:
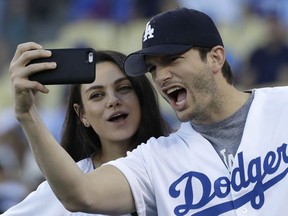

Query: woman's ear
<box><xmin>73</xmin><ymin>103</ymin><xmax>81</xmax><ymax>118</ymax></box>
<box><xmin>209</xmin><ymin>45</ymin><xmax>225</xmax><ymax>74</ymax></box>
<box><xmin>73</xmin><ymin>103</ymin><xmax>90</xmax><ymax>127</ymax></box>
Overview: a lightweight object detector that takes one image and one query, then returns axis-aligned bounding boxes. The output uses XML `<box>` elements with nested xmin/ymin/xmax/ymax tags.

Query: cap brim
<box><xmin>124</xmin><ymin>44</ymin><xmax>193</xmax><ymax>77</ymax></box>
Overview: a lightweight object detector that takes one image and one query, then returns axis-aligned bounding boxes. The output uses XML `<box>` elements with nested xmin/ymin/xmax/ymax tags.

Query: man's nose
<box><xmin>154</xmin><ymin>66</ymin><xmax>172</xmax><ymax>87</ymax></box>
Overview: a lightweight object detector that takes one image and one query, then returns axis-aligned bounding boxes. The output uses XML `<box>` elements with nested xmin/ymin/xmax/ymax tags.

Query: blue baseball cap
<box><xmin>124</xmin><ymin>8</ymin><xmax>224</xmax><ymax>76</ymax></box>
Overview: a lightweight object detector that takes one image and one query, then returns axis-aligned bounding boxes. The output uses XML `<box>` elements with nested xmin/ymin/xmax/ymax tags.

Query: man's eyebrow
<box><xmin>144</xmin><ymin>55</ymin><xmax>154</xmax><ymax>63</ymax></box>
<box><xmin>145</xmin><ymin>61</ymin><xmax>153</xmax><ymax>67</ymax></box>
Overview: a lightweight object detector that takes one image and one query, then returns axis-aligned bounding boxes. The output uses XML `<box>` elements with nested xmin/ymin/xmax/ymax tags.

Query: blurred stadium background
<box><xmin>1</xmin><ymin>0</ymin><xmax>288</xmax><ymax>212</ymax></box>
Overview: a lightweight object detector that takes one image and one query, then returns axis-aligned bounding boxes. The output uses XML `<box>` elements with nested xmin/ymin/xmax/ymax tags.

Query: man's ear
<box><xmin>73</xmin><ymin>103</ymin><xmax>90</xmax><ymax>127</ymax></box>
<box><xmin>209</xmin><ymin>45</ymin><xmax>225</xmax><ymax>73</ymax></box>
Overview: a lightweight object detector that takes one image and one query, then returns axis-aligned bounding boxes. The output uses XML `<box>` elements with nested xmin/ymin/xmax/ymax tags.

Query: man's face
<box><xmin>145</xmin><ymin>49</ymin><xmax>220</xmax><ymax>123</ymax></box>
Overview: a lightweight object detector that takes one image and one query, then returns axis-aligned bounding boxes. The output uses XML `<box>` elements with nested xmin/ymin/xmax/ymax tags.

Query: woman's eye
<box><xmin>118</xmin><ymin>85</ymin><xmax>132</xmax><ymax>93</ymax></box>
<box><xmin>89</xmin><ymin>92</ymin><xmax>103</xmax><ymax>99</ymax></box>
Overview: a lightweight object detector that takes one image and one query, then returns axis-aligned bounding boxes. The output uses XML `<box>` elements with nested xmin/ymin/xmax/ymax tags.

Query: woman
<box><xmin>4</xmin><ymin>45</ymin><xmax>171</xmax><ymax>215</ymax></box>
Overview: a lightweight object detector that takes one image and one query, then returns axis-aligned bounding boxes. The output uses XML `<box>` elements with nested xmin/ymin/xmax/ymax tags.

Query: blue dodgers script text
<box><xmin>169</xmin><ymin>143</ymin><xmax>288</xmax><ymax>216</ymax></box>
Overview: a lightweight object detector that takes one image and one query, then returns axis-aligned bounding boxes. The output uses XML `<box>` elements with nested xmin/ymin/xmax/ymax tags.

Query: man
<box><xmin>10</xmin><ymin>7</ymin><xmax>288</xmax><ymax>216</ymax></box>
<box><xmin>121</xmin><ymin>7</ymin><xmax>288</xmax><ymax>215</ymax></box>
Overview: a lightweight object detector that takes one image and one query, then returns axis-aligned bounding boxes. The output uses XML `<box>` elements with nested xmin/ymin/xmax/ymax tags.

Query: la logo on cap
<box><xmin>143</xmin><ymin>22</ymin><xmax>154</xmax><ymax>42</ymax></box>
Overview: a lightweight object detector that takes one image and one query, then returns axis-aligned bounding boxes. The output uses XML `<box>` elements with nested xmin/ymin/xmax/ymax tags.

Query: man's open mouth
<box><xmin>166</xmin><ymin>86</ymin><xmax>187</xmax><ymax>105</ymax></box>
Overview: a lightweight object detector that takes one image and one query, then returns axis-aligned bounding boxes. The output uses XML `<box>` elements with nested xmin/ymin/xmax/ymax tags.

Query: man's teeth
<box><xmin>167</xmin><ymin>86</ymin><xmax>181</xmax><ymax>94</ymax></box>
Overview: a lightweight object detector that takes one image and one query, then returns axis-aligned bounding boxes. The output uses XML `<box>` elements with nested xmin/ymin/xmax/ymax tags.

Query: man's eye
<box><xmin>167</xmin><ymin>56</ymin><xmax>179</xmax><ymax>63</ymax></box>
<box><xmin>147</xmin><ymin>64</ymin><xmax>156</xmax><ymax>73</ymax></box>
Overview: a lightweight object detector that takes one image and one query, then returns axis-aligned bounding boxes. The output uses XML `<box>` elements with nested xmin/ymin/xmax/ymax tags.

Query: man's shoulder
<box><xmin>252</xmin><ymin>86</ymin><xmax>288</xmax><ymax>109</ymax></box>
<box><xmin>76</xmin><ymin>158</ymin><xmax>94</xmax><ymax>172</ymax></box>
<box><xmin>145</xmin><ymin>122</ymin><xmax>198</xmax><ymax>148</ymax></box>
<box><xmin>255</xmin><ymin>86</ymin><xmax>288</xmax><ymax>95</ymax></box>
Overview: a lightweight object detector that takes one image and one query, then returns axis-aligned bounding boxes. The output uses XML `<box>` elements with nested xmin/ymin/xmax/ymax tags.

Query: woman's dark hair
<box><xmin>60</xmin><ymin>50</ymin><xmax>172</xmax><ymax>162</ymax></box>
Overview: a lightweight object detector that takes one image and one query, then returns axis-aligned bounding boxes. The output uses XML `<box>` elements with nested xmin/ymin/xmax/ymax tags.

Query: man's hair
<box><xmin>196</xmin><ymin>47</ymin><xmax>233</xmax><ymax>85</ymax></box>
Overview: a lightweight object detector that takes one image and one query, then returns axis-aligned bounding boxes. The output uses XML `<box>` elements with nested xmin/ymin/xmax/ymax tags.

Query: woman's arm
<box><xmin>3</xmin><ymin>159</ymin><xmax>131</xmax><ymax>216</ymax></box>
<box><xmin>9</xmin><ymin>42</ymin><xmax>135</xmax><ymax>214</ymax></box>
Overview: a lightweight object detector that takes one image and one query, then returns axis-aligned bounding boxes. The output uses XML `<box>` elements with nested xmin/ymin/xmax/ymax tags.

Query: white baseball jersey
<box><xmin>2</xmin><ymin>158</ymin><xmax>131</xmax><ymax>216</ymax></box>
<box><xmin>109</xmin><ymin>86</ymin><xmax>288</xmax><ymax>216</ymax></box>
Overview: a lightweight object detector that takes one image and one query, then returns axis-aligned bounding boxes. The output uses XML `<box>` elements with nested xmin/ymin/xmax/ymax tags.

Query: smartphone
<box><xmin>28</xmin><ymin>48</ymin><xmax>96</xmax><ymax>85</ymax></box>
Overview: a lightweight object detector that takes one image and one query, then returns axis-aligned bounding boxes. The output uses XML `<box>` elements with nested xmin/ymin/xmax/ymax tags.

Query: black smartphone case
<box><xmin>29</xmin><ymin>48</ymin><xmax>96</xmax><ymax>85</ymax></box>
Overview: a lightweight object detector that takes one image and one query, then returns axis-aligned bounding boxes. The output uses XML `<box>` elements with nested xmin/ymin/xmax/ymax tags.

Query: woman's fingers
<box><xmin>11</xmin><ymin>42</ymin><xmax>43</xmax><ymax>65</ymax></box>
<box><xmin>10</xmin><ymin>48</ymin><xmax>53</xmax><ymax>75</ymax></box>
<box><xmin>9</xmin><ymin>42</ymin><xmax>56</xmax><ymax>115</ymax></box>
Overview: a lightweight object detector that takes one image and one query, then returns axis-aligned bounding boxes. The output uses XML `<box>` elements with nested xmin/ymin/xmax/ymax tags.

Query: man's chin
<box><xmin>175</xmin><ymin>112</ymin><xmax>191</xmax><ymax>123</ymax></box>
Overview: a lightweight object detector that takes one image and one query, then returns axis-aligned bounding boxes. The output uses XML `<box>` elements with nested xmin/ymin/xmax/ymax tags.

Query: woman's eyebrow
<box><xmin>85</xmin><ymin>85</ymin><xmax>102</xmax><ymax>93</ymax></box>
<box><xmin>114</xmin><ymin>77</ymin><xmax>129</xmax><ymax>84</ymax></box>
<box><xmin>84</xmin><ymin>77</ymin><xmax>129</xmax><ymax>93</ymax></box>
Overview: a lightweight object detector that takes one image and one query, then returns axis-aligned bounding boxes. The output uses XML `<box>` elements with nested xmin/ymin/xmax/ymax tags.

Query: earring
<box><xmin>84</xmin><ymin>122</ymin><xmax>90</xmax><ymax>127</ymax></box>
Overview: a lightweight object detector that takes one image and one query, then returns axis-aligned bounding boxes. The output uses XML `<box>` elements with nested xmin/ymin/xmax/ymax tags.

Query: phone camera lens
<box><xmin>88</xmin><ymin>52</ymin><xmax>94</xmax><ymax>63</ymax></box>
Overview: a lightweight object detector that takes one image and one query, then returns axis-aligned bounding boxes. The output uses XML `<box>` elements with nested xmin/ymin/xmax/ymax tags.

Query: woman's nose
<box><xmin>106</xmin><ymin>93</ymin><xmax>121</xmax><ymax>108</ymax></box>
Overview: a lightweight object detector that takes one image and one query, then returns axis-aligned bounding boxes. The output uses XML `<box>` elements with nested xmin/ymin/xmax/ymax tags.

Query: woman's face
<box><xmin>79</xmin><ymin>61</ymin><xmax>141</xmax><ymax>145</ymax></box>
